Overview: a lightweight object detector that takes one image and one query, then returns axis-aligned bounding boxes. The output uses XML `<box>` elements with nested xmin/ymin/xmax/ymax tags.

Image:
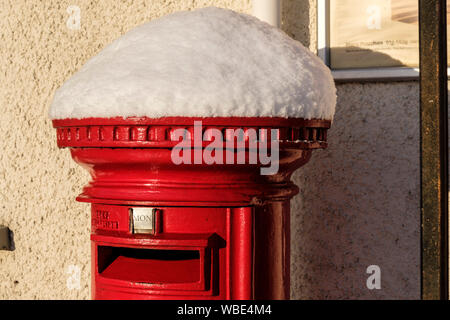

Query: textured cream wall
<box><xmin>0</xmin><ymin>0</ymin><xmax>420</xmax><ymax>299</ymax></box>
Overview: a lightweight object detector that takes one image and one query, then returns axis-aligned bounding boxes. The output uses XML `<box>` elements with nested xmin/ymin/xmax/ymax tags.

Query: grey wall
<box><xmin>291</xmin><ymin>83</ymin><xmax>420</xmax><ymax>299</ymax></box>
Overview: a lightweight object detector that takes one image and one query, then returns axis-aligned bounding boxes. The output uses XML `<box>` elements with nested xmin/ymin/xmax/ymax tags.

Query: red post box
<box><xmin>53</xmin><ymin>116</ymin><xmax>330</xmax><ymax>300</ymax></box>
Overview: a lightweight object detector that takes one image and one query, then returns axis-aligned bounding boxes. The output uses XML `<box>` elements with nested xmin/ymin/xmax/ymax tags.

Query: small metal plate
<box><xmin>130</xmin><ymin>208</ymin><xmax>155</xmax><ymax>234</ymax></box>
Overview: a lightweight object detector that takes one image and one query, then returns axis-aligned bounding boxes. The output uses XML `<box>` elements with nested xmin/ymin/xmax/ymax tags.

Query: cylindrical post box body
<box><xmin>53</xmin><ymin>117</ymin><xmax>330</xmax><ymax>300</ymax></box>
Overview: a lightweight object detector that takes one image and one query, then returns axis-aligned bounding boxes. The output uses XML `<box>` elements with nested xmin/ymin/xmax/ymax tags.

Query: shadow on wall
<box><xmin>281</xmin><ymin>0</ymin><xmax>313</xmax><ymax>49</ymax></box>
<box><xmin>287</xmin><ymin>46</ymin><xmax>421</xmax><ymax>299</ymax></box>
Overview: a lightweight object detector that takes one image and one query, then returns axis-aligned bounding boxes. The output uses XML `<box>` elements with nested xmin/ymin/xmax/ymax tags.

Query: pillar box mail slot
<box><xmin>91</xmin><ymin>232</ymin><xmax>218</xmax><ymax>297</ymax></box>
<box><xmin>98</xmin><ymin>246</ymin><xmax>201</xmax><ymax>284</ymax></box>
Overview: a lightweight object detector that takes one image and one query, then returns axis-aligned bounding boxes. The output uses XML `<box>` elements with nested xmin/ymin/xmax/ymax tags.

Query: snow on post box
<box><xmin>49</xmin><ymin>7</ymin><xmax>336</xmax><ymax>300</ymax></box>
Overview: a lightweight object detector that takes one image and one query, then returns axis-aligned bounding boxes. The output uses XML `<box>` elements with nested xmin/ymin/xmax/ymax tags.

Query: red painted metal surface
<box><xmin>53</xmin><ymin>117</ymin><xmax>330</xmax><ymax>300</ymax></box>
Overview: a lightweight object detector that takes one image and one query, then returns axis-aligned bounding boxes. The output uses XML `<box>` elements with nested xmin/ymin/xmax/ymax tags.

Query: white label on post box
<box><xmin>130</xmin><ymin>208</ymin><xmax>155</xmax><ymax>234</ymax></box>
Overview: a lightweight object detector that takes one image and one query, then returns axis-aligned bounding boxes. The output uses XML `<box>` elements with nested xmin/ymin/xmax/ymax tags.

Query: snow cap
<box><xmin>49</xmin><ymin>7</ymin><xmax>336</xmax><ymax>120</ymax></box>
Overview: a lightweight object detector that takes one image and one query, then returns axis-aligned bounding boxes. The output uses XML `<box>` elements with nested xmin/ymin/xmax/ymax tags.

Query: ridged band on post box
<box><xmin>53</xmin><ymin>116</ymin><xmax>330</xmax><ymax>300</ymax></box>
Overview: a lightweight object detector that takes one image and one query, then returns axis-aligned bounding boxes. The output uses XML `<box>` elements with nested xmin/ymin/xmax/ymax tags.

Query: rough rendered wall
<box><xmin>290</xmin><ymin>83</ymin><xmax>420</xmax><ymax>299</ymax></box>
<box><xmin>287</xmin><ymin>1</ymin><xmax>420</xmax><ymax>299</ymax></box>
<box><xmin>0</xmin><ymin>0</ymin><xmax>420</xmax><ymax>299</ymax></box>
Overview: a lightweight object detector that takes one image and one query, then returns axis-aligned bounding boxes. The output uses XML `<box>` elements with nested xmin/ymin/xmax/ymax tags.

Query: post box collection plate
<box><xmin>130</xmin><ymin>208</ymin><xmax>156</xmax><ymax>234</ymax></box>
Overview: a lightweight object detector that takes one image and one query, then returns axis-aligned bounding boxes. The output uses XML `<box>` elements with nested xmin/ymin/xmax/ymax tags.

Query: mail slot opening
<box><xmin>98</xmin><ymin>246</ymin><xmax>201</xmax><ymax>284</ymax></box>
